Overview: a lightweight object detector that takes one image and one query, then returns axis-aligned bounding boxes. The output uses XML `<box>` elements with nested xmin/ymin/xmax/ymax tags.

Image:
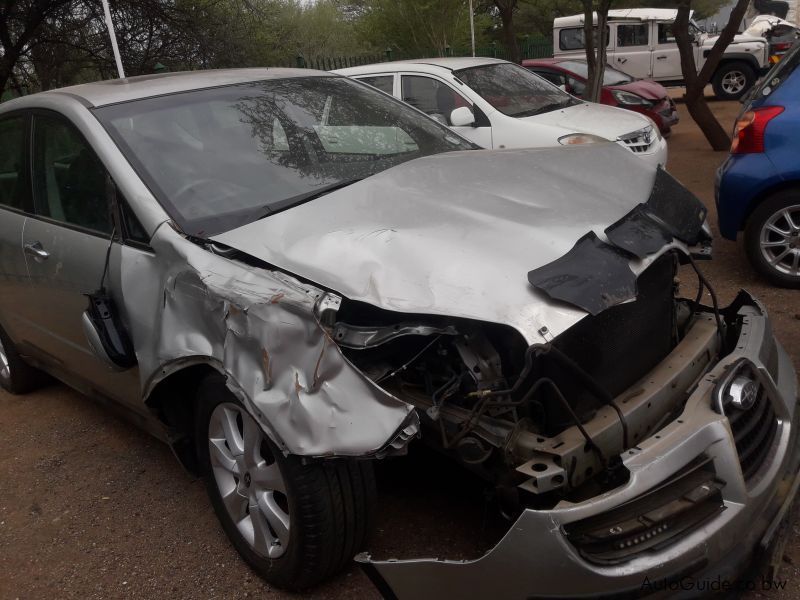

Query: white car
<box><xmin>335</xmin><ymin>57</ymin><xmax>667</xmax><ymax>167</ymax></box>
<box><xmin>553</xmin><ymin>9</ymin><xmax>770</xmax><ymax>100</ymax></box>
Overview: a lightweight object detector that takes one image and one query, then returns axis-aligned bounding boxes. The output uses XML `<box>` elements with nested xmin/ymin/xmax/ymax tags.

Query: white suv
<box><xmin>553</xmin><ymin>8</ymin><xmax>770</xmax><ymax>100</ymax></box>
<box><xmin>336</xmin><ymin>57</ymin><xmax>667</xmax><ymax>167</ymax></box>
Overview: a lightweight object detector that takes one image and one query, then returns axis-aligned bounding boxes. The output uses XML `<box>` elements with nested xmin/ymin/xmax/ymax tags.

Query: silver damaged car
<box><xmin>0</xmin><ymin>69</ymin><xmax>798</xmax><ymax>598</ymax></box>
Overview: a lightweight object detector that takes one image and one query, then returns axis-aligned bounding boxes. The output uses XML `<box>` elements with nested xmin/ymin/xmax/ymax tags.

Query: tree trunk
<box><xmin>674</xmin><ymin>0</ymin><xmax>751</xmax><ymax>150</ymax></box>
<box><xmin>495</xmin><ymin>0</ymin><xmax>520</xmax><ymax>63</ymax></box>
<box><xmin>582</xmin><ymin>1</ymin><xmax>596</xmax><ymax>100</ymax></box>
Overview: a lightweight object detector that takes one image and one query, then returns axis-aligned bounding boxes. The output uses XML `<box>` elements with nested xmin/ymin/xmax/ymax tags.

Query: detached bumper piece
<box><xmin>564</xmin><ymin>456</ymin><xmax>725</xmax><ymax>565</ymax></box>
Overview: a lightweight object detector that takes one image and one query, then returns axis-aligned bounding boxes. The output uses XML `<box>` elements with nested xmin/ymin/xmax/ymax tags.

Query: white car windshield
<box><xmin>454</xmin><ymin>63</ymin><xmax>580</xmax><ymax>117</ymax></box>
<box><xmin>95</xmin><ymin>76</ymin><xmax>474</xmax><ymax>237</ymax></box>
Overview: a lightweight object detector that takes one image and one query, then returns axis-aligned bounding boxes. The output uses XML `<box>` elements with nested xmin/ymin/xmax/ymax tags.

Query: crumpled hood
<box><xmin>518</xmin><ymin>102</ymin><xmax>652</xmax><ymax>140</ymax></box>
<box><xmin>213</xmin><ymin>145</ymin><xmax>662</xmax><ymax>344</ymax></box>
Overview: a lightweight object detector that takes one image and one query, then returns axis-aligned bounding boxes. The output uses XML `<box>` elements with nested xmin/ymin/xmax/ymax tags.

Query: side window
<box><xmin>658</xmin><ymin>23</ymin><xmax>676</xmax><ymax>44</ymax></box>
<box><xmin>566</xmin><ymin>75</ymin><xmax>587</xmax><ymax>98</ymax></box>
<box><xmin>530</xmin><ymin>69</ymin><xmax>567</xmax><ymax>87</ymax></box>
<box><xmin>559</xmin><ymin>27</ymin><xmax>586</xmax><ymax>51</ymax></box>
<box><xmin>401</xmin><ymin>75</ymin><xmax>470</xmax><ymax>126</ymax></box>
<box><xmin>32</xmin><ymin>114</ymin><xmax>111</xmax><ymax>235</ymax></box>
<box><xmin>617</xmin><ymin>23</ymin><xmax>649</xmax><ymax>47</ymax></box>
<box><xmin>119</xmin><ymin>197</ymin><xmax>151</xmax><ymax>246</ymax></box>
<box><xmin>358</xmin><ymin>75</ymin><xmax>394</xmax><ymax>95</ymax></box>
<box><xmin>558</xmin><ymin>27</ymin><xmax>610</xmax><ymax>51</ymax></box>
<box><xmin>0</xmin><ymin>116</ymin><xmax>29</xmax><ymax>210</ymax></box>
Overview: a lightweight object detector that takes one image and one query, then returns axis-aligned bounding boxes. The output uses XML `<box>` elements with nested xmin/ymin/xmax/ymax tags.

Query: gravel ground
<box><xmin>2</xmin><ymin>99</ymin><xmax>800</xmax><ymax>599</ymax></box>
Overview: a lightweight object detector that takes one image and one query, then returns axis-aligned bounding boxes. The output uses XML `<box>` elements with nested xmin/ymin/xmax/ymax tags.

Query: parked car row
<box><xmin>336</xmin><ymin>57</ymin><xmax>668</xmax><ymax>166</ymax></box>
<box><xmin>553</xmin><ymin>8</ymin><xmax>772</xmax><ymax>100</ymax></box>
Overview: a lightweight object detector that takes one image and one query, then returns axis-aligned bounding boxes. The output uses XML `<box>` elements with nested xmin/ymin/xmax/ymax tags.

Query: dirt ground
<box><xmin>2</xmin><ymin>99</ymin><xmax>800</xmax><ymax>600</ymax></box>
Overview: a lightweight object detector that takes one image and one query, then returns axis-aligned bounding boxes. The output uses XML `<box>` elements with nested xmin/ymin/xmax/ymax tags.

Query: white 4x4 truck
<box><xmin>553</xmin><ymin>8</ymin><xmax>770</xmax><ymax>100</ymax></box>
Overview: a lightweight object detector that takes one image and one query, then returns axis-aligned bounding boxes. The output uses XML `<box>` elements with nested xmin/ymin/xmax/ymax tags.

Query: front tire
<box><xmin>744</xmin><ymin>190</ymin><xmax>800</xmax><ymax>288</ymax></box>
<box><xmin>195</xmin><ymin>373</ymin><xmax>376</xmax><ymax>590</ymax></box>
<box><xmin>712</xmin><ymin>61</ymin><xmax>755</xmax><ymax>100</ymax></box>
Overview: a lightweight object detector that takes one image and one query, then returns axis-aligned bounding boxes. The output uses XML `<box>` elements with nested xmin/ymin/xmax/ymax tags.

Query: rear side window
<box><xmin>558</xmin><ymin>27</ymin><xmax>610</xmax><ymax>51</ymax></box>
<box><xmin>32</xmin><ymin>114</ymin><xmax>111</xmax><ymax>235</ymax></box>
<box><xmin>0</xmin><ymin>116</ymin><xmax>29</xmax><ymax>210</ymax></box>
<box><xmin>358</xmin><ymin>75</ymin><xmax>394</xmax><ymax>95</ymax></box>
<box><xmin>617</xmin><ymin>23</ymin><xmax>649</xmax><ymax>47</ymax></box>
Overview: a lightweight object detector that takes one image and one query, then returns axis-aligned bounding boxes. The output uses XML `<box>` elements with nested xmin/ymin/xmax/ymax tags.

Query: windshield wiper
<box><xmin>258</xmin><ymin>178</ymin><xmax>364</xmax><ymax>219</ymax></box>
<box><xmin>517</xmin><ymin>99</ymin><xmax>573</xmax><ymax>117</ymax></box>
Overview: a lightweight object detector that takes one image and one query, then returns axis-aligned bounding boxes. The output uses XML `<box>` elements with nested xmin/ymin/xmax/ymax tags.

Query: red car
<box><xmin>523</xmin><ymin>58</ymin><xmax>679</xmax><ymax>135</ymax></box>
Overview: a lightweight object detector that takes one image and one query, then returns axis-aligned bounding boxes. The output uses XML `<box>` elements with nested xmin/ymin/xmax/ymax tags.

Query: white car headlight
<box><xmin>557</xmin><ymin>133</ymin><xmax>610</xmax><ymax>145</ymax></box>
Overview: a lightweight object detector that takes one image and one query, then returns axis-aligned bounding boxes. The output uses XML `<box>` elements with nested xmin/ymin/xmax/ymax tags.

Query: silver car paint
<box><xmin>120</xmin><ymin>221</ymin><xmax>416</xmax><ymax>456</ymax></box>
<box><xmin>214</xmin><ymin>144</ymin><xmax>676</xmax><ymax>346</ymax></box>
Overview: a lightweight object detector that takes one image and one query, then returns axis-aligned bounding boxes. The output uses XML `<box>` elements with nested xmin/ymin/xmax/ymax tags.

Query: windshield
<box><xmin>95</xmin><ymin>76</ymin><xmax>473</xmax><ymax>236</ymax></box>
<box><xmin>556</xmin><ymin>60</ymin><xmax>633</xmax><ymax>85</ymax></box>
<box><xmin>453</xmin><ymin>63</ymin><xmax>579</xmax><ymax>117</ymax></box>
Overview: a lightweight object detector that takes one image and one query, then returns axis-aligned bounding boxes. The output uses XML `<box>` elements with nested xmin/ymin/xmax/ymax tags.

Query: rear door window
<box><xmin>0</xmin><ymin>116</ymin><xmax>30</xmax><ymax>211</ymax></box>
<box><xmin>617</xmin><ymin>23</ymin><xmax>649</xmax><ymax>47</ymax></box>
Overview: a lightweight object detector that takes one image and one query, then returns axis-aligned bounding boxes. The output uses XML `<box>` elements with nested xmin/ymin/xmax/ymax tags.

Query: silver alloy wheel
<box><xmin>759</xmin><ymin>204</ymin><xmax>800</xmax><ymax>277</ymax></box>
<box><xmin>721</xmin><ymin>70</ymin><xmax>747</xmax><ymax>95</ymax></box>
<box><xmin>0</xmin><ymin>335</ymin><xmax>9</xmax><ymax>382</ymax></box>
<box><xmin>208</xmin><ymin>402</ymin><xmax>290</xmax><ymax>559</ymax></box>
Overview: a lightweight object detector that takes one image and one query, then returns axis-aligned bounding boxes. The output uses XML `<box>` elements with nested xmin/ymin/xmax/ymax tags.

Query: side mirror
<box><xmin>449</xmin><ymin>106</ymin><xmax>476</xmax><ymax>127</ymax></box>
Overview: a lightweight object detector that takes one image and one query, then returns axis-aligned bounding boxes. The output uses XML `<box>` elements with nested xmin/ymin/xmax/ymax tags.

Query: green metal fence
<box><xmin>293</xmin><ymin>35</ymin><xmax>553</xmax><ymax>70</ymax></box>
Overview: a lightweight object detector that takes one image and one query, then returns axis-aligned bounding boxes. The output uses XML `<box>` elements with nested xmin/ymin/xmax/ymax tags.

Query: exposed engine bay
<box><xmin>320</xmin><ymin>249</ymin><xmax>736</xmax><ymax>514</ymax></box>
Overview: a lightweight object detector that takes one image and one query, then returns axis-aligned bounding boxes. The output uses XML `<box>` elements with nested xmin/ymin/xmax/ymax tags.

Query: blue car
<box><xmin>716</xmin><ymin>41</ymin><xmax>800</xmax><ymax>287</ymax></box>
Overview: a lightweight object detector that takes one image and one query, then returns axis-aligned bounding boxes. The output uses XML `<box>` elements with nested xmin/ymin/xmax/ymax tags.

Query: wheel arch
<box><xmin>739</xmin><ymin>179</ymin><xmax>800</xmax><ymax>232</ymax></box>
<box><xmin>144</xmin><ymin>357</ymin><xmax>228</xmax><ymax>476</ymax></box>
<box><xmin>712</xmin><ymin>54</ymin><xmax>760</xmax><ymax>73</ymax></box>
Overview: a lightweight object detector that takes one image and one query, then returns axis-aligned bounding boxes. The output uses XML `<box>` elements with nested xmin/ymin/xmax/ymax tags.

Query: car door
<box><xmin>652</xmin><ymin>21</ymin><xmax>683</xmax><ymax>79</ymax></box>
<box><xmin>0</xmin><ymin>113</ymin><xmax>35</xmax><ymax>344</ymax></box>
<box><xmin>17</xmin><ymin>110</ymin><xmax>140</xmax><ymax>406</ymax></box>
<box><xmin>400</xmin><ymin>74</ymin><xmax>493</xmax><ymax>148</ymax></box>
<box><xmin>611</xmin><ymin>21</ymin><xmax>653</xmax><ymax>78</ymax></box>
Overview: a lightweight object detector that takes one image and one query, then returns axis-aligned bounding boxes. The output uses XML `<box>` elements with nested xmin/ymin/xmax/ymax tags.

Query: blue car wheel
<box><xmin>744</xmin><ymin>188</ymin><xmax>800</xmax><ymax>288</ymax></box>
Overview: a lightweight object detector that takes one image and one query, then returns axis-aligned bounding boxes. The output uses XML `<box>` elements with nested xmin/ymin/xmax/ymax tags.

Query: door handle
<box><xmin>656</xmin><ymin>55</ymin><xmax>667</xmax><ymax>60</ymax></box>
<box><xmin>617</xmin><ymin>57</ymin><xmax>627</xmax><ymax>64</ymax></box>
<box><xmin>24</xmin><ymin>241</ymin><xmax>50</xmax><ymax>262</ymax></box>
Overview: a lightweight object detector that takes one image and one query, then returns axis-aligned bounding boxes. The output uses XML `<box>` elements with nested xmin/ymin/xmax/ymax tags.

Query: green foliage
<box><xmin>356</xmin><ymin>0</ymin><xmax>490</xmax><ymax>57</ymax></box>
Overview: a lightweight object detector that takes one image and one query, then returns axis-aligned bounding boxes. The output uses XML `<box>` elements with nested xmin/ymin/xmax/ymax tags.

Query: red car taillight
<box><xmin>731</xmin><ymin>106</ymin><xmax>784</xmax><ymax>154</ymax></box>
<box><xmin>773</xmin><ymin>41</ymin><xmax>793</xmax><ymax>51</ymax></box>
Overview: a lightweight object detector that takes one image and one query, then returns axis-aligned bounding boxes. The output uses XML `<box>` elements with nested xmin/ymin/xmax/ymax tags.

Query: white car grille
<box><xmin>618</xmin><ymin>125</ymin><xmax>656</xmax><ymax>154</ymax></box>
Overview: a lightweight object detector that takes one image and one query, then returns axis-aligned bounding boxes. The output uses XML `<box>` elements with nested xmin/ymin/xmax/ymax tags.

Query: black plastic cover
<box><xmin>527</xmin><ymin>232</ymin><xmax>637</xmax><ymax>316</ymax></box>
<box><xmin>605</xmin><ymin>166</ymin><xmax>708</xmax><ymax>261</ymax></box>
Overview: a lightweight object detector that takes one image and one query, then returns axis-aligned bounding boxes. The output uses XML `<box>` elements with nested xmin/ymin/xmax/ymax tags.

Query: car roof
<box><xmin>554</xmin><ymin>8</ymin><xmax>683</xmax><ymax>28</ymax></box>
<box><xmin>1</xmin><ymin>68</ymin><xmax>331</xmax><ymax>109</ymax></box>
<box><xmin>335</xmin><ymin>56</ymin><xmax>507</xmax><ymax>76</ymax></box>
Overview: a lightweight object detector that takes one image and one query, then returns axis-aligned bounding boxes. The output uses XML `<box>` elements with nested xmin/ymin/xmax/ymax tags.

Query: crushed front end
<box><xmin>332</xmin><ymin>169</ymin><xmax>800</xmax><ymax>599</ymax></box>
